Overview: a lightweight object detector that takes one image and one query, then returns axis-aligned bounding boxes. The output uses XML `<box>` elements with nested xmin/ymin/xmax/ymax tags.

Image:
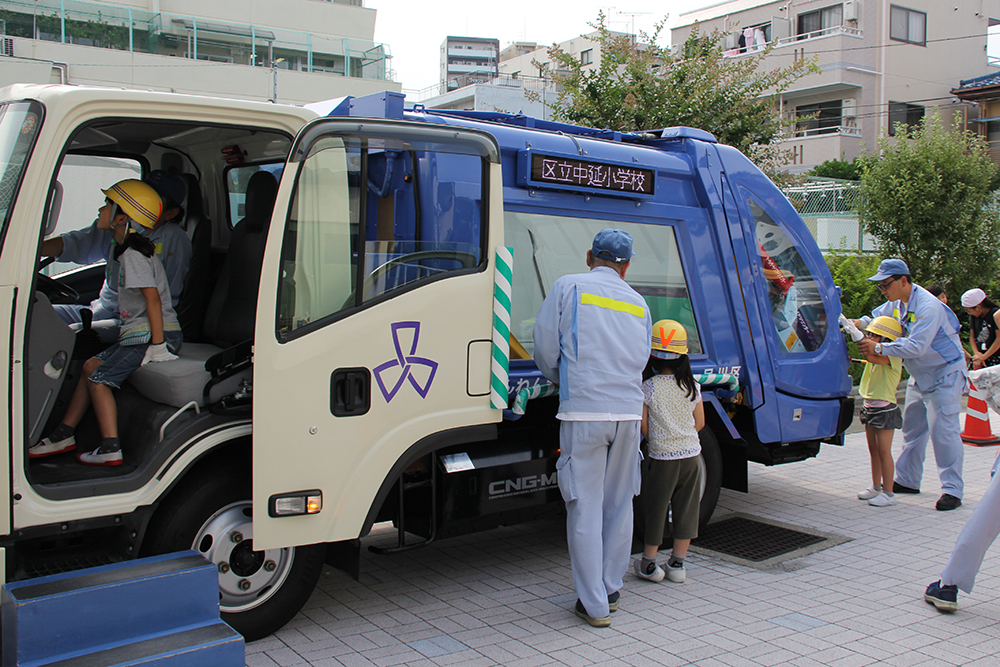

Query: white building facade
<box><xmin>439</xmin><ymin>36</ymin><xmax>499</xmax><ymax>92</ymax></box>
<box><xmin>672</xmin><ymin>0</ymin><xmax>1000</xmax><ymax>172</ymax></box>
<box><xmin>0</xmin><ymin>0</ymin><xmax>398</xmax><ymax>105</ymax></box>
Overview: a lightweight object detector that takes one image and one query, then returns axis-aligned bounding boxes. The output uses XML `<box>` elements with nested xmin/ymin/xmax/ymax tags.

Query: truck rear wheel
<box><xmin>143</xmin><ymin>470</ymin><xmax>325</xmax><ymax>641</ymax></box>
<box><xmin>633</xmin><ymin>427</ymin><xmax>723</xmax><ymax>550</ymax></box>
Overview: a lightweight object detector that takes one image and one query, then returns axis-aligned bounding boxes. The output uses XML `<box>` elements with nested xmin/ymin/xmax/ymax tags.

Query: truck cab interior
<box><xmin>26</xmin><ymin>115</ymin><xmax>294</xmax><ymax>497</ymax></box>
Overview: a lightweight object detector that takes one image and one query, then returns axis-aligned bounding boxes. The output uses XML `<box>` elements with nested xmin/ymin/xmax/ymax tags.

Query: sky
<box><xmin>367</xmin><ymin>0</ymin><xmax>701</xmax><ymax>93</ymax></box>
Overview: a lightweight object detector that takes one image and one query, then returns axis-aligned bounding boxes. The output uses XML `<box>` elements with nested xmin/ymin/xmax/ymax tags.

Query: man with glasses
<box><xmin>855</xmin><ymin>259</ymin><xmax>967</xmax><ymax>511</ymax></box>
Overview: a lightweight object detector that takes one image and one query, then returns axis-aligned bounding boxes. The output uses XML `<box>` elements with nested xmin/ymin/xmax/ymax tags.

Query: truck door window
<box><xmin>0</xmin><ymin>101</ymin><xmax>43</xmax><ymax>241</ymax></box>
<box><xmin>504</xmin><ymin>212</ymin><xmax>701</xmax><ymax>356</ymax></box>
<box><xmin>46</xmin><ymin>155</ymin><xmax>141</xmax><ymax>276</ymax></box>
<box><xmin>278</xmin><ymin>132</ymin><xmax>486</xmax><ymax>338</ymax></box>
<box><xmin>751</xmin><ymin>199</ymin><xmax>828</xmax><ymax>353</ymax></box>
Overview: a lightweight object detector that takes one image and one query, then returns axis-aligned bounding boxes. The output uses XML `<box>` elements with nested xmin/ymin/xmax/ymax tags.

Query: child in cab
<box><xmin>635</xmin><ymin>319</ymin><xmax>704</xmax><ymax>584</ymax></box>
<box><xmin>856</xmin><ymin>316</ymin><xmax>904</xmax><ymax>507</ymax></box>
<box><xmin>29</xmin><ymin>179</ymin><xmax>181</xmax><ymax>466</ymax></box>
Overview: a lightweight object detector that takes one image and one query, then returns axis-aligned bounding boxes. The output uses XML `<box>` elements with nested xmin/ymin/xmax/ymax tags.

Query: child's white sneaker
<box><xmin>857</xmin><ymin>486</ymin><xmax>882</xmax><ymax>500</ymax></box>
<box><xmin>869</xmin><ymin>492</ymin><xmax>897</xmax><ymax>507</ymax></box>
<box><xmin>28</xmin><ymin>434</ymin><xmax>76</xmax><ymax>458</ymax></box>
<box><xmin>666</xmin><ymin>562</ymin><xmax>686</xmax><ymax>583</ymax></box>
<box><xmin>634</xmin><ymin>559</ymin><xmax>665</xmax><ymax>582</ymax></box>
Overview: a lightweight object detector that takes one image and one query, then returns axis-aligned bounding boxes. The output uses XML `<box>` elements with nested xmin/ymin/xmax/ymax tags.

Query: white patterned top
<box><xmin>642</xmin><ymin>374</ymin><xmax>702</xmax><ymax>461</ymax></box>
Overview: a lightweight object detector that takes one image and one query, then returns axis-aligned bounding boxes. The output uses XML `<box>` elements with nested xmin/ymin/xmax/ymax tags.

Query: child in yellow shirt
<box><xmin>857</xmin><ymin>316</ymin><xmax>904</xmax><ymax>507</ymax></box>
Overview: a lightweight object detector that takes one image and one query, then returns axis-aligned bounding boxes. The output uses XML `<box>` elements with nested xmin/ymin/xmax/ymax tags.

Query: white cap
<box><xmin>962</xmin><ymin>288</ymin><xmax>987</xmax><ymax>308</ymax></box>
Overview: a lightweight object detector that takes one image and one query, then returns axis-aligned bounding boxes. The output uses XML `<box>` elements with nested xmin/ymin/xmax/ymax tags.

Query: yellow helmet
<box><xmin>866</xmin><ymin>316</ymin><xmax>903</xmax><ymax>341</ymax></box>
<box><xmin>651</xmin><ymin>319</ymin><xmax>688</xmax><ymax>358</ymax></box>
<box><xmin>102</xmin><ymin>179</ymin><xmax>161</xmax><ymax>229</ymax></box>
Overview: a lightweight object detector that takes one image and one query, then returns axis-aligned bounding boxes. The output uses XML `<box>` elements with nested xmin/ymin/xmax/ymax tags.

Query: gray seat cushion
<box><xmin>128</xmin><ymin>342</ymin><xmax>249</xmax><ymax>408</ymax></box>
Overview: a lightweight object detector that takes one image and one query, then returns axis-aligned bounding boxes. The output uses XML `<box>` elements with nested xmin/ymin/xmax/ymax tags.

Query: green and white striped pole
<box><xmin>491</xmin><ymin>246</ymin><xmax>514</xmax><ymax>409</ymax></box>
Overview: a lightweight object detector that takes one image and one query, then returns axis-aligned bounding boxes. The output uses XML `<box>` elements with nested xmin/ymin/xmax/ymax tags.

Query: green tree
<box><xmin>543</xmin><ymin>13</ymin><xmax>817</xmax><ymax>169</ymax></box>
<box><xmin>857</xmin><ymin>112</ymin><xmax>1000</xmax><ymax>303</ymax></box>
<box><xmin>810</xmin><ymin>157</ymin><xmax>861</xmax><ymax>181</ymax></box>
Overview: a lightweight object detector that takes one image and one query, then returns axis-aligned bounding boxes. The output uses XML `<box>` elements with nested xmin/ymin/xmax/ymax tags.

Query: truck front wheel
<box><xmin>143</xmin><ymin>471</ymin><xmax>325</xmax><ymax>641</ymax></box>
<box><xmin>633</xmin><ymin>426</ymin><xmax>723</xmax><ymax>549</ymax></box>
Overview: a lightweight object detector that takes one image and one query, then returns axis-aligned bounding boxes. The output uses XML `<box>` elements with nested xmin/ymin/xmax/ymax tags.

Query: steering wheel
<box><xmin>36</xmin><ymin>257</ymin><xmax>80</xmax><ymax>303</ymax></box>
<box><xmin>342</xmin><ymin>250</ymin><xmax>479</xmax><ymax>310</ymax></box>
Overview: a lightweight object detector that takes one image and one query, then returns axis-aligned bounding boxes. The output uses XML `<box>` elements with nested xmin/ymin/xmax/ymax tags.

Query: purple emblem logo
<box><xmin>374</xmin><ymin>321</ymin><xmax>439</xmax><ymax>402</ymax></box>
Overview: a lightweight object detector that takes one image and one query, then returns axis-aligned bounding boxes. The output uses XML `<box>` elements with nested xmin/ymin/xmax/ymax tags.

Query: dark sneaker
<box><xmin>893</xmin><ymin>482</ymin><xmax>920</xmax><ymax>494</ymax></box>
<box><xmin>77</xmin><ymin>445</ymin><xmax>123</xmax><ymax>467</ymax></box>
<box><xmin>925</xmin><ymin>580</ymin><xmax>958</xmax><ymax>612</ymax></box>
<box><xmin>574</xmin><ymin>600</ymin><xmax>610</xmax><ymax>628</ymax></box>
<box><xmin>28</xmin><ymin>434</ymin><xmax>76</xmax><ymax>458</ymax></box>
<box><xmin>936</xmin><ymin>494</ymin><xmax>962</xmax><ymax>511</ymax></box>
<box><xmin>607</xmin><ymin>590</ymin><xmax>619</xmax><ymax>613</ymax></box>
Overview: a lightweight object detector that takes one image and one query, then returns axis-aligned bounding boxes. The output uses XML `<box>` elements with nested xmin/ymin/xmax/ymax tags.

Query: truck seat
<box><xmin>130</xmin><ymin>171</ymin><xmax>279</xmax><ymax>408</ymax></box>
<box><xmin>175</xmin><ymin>174</ymin><xmax>216</xmax><ymax>342</ymax></box>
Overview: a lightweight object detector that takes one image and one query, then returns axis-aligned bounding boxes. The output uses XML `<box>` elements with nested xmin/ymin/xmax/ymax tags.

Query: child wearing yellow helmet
<box><xmin>635</xmin><ymin>319</ymin><xmax>705</xmax><ymax>584</ymax></box>
<box><xmin>856</xmin><ymin>315</ymin><xmax>905</xmax><ymax>507</ymax></box>
<box><xmin>29</xmin><ymin>180</ymin><xmax>183</xmax><ymax>466</ymax></box>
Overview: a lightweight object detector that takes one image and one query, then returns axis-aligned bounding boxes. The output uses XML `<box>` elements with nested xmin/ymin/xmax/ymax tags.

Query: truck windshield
<box><xmin>0</xmin><ymin>101</ymin><xmax>43</xmax><ymax>236</ymax></box>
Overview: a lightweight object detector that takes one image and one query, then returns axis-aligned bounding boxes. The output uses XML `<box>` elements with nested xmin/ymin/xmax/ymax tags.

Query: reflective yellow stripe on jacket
<box><xmin>580</xmin><ymin>293</ymin><xmax>646</xmax><ymax>318</ymax></box>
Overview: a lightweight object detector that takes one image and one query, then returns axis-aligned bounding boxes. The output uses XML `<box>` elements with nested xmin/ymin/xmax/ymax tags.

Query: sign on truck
<box><xmin>0</xmin><ymin>85</ymin><xmax>853</xmax><ymax>640</ymax></box>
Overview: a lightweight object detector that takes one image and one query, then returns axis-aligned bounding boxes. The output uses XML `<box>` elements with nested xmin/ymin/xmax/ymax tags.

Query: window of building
<box><xmin>797</xmin><ymin>4</ymin><xmax>843</xmax><ymax>37</ymax></box>
<box><xmin>888</xmin><ymin>101</ymin><xmax>924</xmax><ymax>135</ymax></box>
<box><xmin>890</xmin><ymin>5</ymin><xmax>926</xmax><ymax>45</ymax></box>
<box><xmin>795</xmin><ymin>100</ymin><xmax>844</xmax><ymax>136</ymax></box>
<box><xmin>580</xmin><ymin>49</ymin><xmax>593</xmax><ymax>65</ymax></box>
<box><xmin>989</xmin><ymin>18</ymin><xmax>1000</xmax><ymax>66</ymax></box>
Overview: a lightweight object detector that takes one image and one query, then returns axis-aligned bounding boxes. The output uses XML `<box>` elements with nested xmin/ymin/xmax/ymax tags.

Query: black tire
<box><xmin>633</xmin><ymin>427</ymin><xmax>723</xmax><ymax>550</ymax></box>
<box><xmin>142</xmin><ymin>468</ymin><xmax>325</xmax><ymax>641</ymax></box>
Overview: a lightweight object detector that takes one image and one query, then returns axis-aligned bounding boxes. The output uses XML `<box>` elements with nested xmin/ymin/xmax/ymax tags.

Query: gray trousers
<box><xmin>557</xmin><ymin>420</ymin><xmax>641</xmax><ymax>618</ymax></box>
<box><xmin>941</xmin><ymin>453</ymin><xmax>1000</xmax><ymax>593</ymax></box>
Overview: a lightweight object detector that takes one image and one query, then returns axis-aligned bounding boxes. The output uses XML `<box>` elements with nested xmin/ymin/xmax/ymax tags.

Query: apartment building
<box><xmin>497</xmin><ymin>30</ymin><xmax>624</xmax><ymax>79</ymax></box>
<box><xmin>672</xmin><ymin>0</ymin><xmax>1000</xmax><ymax>172</ymax></box>
<box><xmin>440</xmin><ymin>36</ymin><xmax>499</xmax><ymax>92</ymax></box>
<box><xmin>0</xmin><ymin>0</ymin><xmax>398</xmax><ymax>105</ymax></box>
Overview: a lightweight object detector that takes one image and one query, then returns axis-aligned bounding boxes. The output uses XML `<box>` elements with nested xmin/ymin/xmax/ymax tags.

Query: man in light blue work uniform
<box><xmin>532</xmin><ymin>229</ymin><xmax>652</xmax><ymax>627</ymax></box>
<box><xmin>856</xmin><ymin>258</ymin><xmax>967</xmax><ymax>511</ymax></box>
<box><xmin>41</xmin><ymin>170</ymin><xmax>192</xmax><ymax>342</ymax></box>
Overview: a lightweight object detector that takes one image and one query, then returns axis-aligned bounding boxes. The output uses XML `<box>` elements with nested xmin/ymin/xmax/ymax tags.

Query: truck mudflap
<box><xmin>821</xmin><ymin>395</ymin><xmax>856</xmax><ymax>446</ymax></box>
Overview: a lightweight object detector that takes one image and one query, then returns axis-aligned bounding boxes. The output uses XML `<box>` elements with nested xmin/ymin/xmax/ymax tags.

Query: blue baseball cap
<box><xmin>592</xmin><ymin>228</ymin><xmax>635</xmax><ymax>263</ymax></box>
<box><xmin>868</xmin><ymin>258</ymin><xmax>910</xmax><ymax>282</ymax></box>
<box><xmin>145</xmin><ymin>170</ymin><xmax>186</xmax><ymax>208</ymax></box>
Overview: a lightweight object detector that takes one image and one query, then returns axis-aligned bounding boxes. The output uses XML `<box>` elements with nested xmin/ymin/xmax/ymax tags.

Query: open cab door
<box><xmin>253</xmin><ymin>118</ymin><xmax>505</xmax><ymax>549</ymax></box>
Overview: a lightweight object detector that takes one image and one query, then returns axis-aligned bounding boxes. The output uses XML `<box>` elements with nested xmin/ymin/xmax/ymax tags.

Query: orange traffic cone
<box><xmin>961</xmin><ymin>381</ymin><xmax>1000</xmax><ymax>446</ymax></box>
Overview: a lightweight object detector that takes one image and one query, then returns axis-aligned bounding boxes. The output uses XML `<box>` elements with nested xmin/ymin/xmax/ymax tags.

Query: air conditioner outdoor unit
<box><xmin>843</xmin><ymin>98</ymin><xmax>857</xmax><ymax>118</ymax></box>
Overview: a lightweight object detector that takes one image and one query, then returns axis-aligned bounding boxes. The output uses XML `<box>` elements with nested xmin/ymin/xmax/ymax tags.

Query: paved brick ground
<box><xmin>246</xmin><ymin>410</ymin><xmax>1000</xmax><ymax>666</ymax></box>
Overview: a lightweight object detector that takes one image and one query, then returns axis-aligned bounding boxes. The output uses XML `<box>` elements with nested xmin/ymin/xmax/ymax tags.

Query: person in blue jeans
<box><xmin>29</xmin><ymin>180</ymin><xmax>182</xmax><ymax>465</ymax></box>
<box><xmin>533</xmin><ymin>228</ymin><xmax>651</xmax><ymax>628</ymax></box>
<box><xmin>855</xmin><ymin>258</ymin><xmax>967</xmax><ymax>511</ymax></box>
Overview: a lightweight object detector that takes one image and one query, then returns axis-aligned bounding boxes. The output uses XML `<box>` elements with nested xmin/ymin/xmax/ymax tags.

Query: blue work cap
<box><xmin>868</xmin><ymin>258</ymin><xmax>910</xmax><ymax>282</ymax></box>
<box><xmin>145</xmin><ymin>170</ymin><xmax>186</xmax><ymax>208</ymax></box>
<box><xmin>592</xmin><ymin>228</ymin><xmax>635</xmax><ymax>263</ymax></box>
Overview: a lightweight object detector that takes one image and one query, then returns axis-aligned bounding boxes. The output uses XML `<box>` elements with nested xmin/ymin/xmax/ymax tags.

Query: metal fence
<box><xmin>0</xmin><ymin>0</ymin><xmax>390</xmax><ymax>80</ymax></box>
<box><xmin>781</xmin><ymin>178</ymin><xmax>875</xmax><ymax>253</ymax></box>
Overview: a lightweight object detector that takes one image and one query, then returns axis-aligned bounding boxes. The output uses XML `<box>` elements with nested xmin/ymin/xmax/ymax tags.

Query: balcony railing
<box><xmin>724</xmin><ymin>24</ymin><xmax>862</xmax><ymax>57</ymax></box>
<box><xmin>0</xmin><ymin>0</ymin><xmax>392</xmax><ymax>80</ymax></box>
<box><xmin>789</xmin><ymin>124</ymin><xmax>863</xmax><ymax>139</ymax></box>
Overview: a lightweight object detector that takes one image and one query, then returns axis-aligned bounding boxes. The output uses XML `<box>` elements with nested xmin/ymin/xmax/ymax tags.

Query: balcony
<box><xmin>0</xmin><ymin>0</ymin><xmax>392</xmax><ymax>80</ymax></box>
<box><xmin>724</xmin><ymin>24</ymin><xmax>863</xmax><ymax>58</ymax></box>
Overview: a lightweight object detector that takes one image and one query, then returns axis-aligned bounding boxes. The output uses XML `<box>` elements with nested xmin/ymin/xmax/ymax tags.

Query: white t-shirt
<box><xmin>641</xmin><ymin>374</ymin><xmax>702</xmax><ymax>461</ymax></box>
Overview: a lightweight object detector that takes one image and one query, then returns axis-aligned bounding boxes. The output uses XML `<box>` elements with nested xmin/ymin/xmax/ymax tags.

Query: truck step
<box><xmin>2</xmin><ymin>551</ymin><xmax>239</xmax><ymax>666</ymax></box>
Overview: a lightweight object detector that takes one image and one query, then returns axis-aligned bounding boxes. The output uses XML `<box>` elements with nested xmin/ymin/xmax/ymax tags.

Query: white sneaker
<box><xmin>868</xmin><ymin>492</ymin><xmax>897</xmax><ymax>507</ymax></box>
<box><xmin>666</xmin><ymin>562</ymin><xmax>686</xmax><ymax>583</ymax></box>
<box><xmin>28</xmin><ymin>434</ymin><xmax>76</xmax><ymax>458</ymax></box>
<box><xmin>858</xmin><ymin>486</ymin><xmax>882</xmax><ymax>500</ymax></box>
<box><xmin>634</xmin><ymin>559</ymin><xmax>665</xmax><ymax>582</ymax></box>
<box><xmin>77</xmin><ymin>446</ymin><xmax>123</xmax><ymax>467</ymax></box>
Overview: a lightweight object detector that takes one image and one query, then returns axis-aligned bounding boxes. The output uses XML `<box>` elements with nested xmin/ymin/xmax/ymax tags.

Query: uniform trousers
<box><xmin>941</xmin><ymin>453</ymin><xmax>1000</xmax><ymax>593</ymax></box>
<box><xmin>895</xmin><ymin>370</ymin><xmax>965</xmax><ymax>499</ymax></box>
<box><xmin>557</xmin><ymin>420</ymin><xmax>641</xmax><ymax>619</ymax></box>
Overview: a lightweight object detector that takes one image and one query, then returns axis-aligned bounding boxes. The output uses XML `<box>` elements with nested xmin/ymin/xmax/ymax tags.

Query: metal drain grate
<box><xmin>691</xmin><ymin>513</ymin><xmax>847</xmax><ymax>566</ymax></box>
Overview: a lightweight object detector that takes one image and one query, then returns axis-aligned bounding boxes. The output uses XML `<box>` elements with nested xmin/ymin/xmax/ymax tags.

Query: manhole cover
<box><xmin>690</xmin><ymin>513</ymin><xmax>849</xmax><ymax>567</ymax></box>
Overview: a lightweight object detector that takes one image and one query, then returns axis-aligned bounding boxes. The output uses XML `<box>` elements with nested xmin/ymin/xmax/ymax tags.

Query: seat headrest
<box><xmin>179</xmin><ymin>174</ymin><xmax>205</xmax><ymax>231</ymax></box>
<box><xmin>242</xmin><ymin>171</ymin><xmax>278</xmax><ymax>233</ymax></box>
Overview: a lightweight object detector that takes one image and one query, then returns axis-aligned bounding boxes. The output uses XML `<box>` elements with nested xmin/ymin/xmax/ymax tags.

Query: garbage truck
<box><xmin>0</xmin><ymin>84</ymin><xmax>853</xmax><ymax>639</ymax></box>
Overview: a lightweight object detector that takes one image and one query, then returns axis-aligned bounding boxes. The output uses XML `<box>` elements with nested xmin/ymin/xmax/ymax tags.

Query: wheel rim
<box><xmin>192</xmin><ymin>501</ymin><xmax>295</xmax><ymax>613</ymax></box>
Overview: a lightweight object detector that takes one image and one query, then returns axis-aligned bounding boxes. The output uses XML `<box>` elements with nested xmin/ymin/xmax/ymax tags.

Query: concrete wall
<box><xmin>0</xmin><ymin>36</ymin><xmax>399</xmax><ymax>105</ymax></box>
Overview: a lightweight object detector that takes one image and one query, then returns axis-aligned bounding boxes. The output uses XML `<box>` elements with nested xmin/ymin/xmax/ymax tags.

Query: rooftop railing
<box><xmin>0</xmin><ymin>0</ymin><xmax>391</xmax><ymax>80</ymax></box>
